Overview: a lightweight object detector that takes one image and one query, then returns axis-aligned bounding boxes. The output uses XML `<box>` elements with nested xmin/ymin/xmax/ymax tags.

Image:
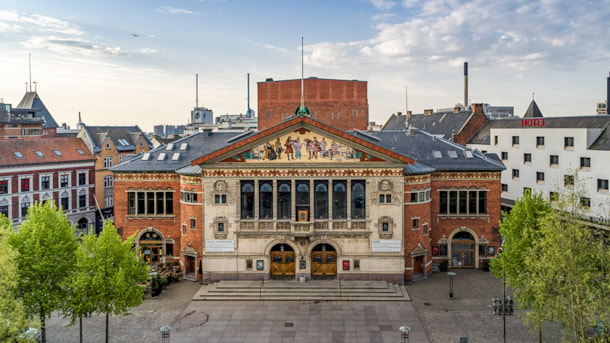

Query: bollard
<box><xmin>399</xmin><ymin>326</ymin><xmax>411</xmax><ymax>343</ymax></box>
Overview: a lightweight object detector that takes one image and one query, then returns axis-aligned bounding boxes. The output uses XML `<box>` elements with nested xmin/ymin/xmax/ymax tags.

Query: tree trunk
<box><xmin>106</xmin><ymin>313</ymin><xmax>109</xmax><ymax>343</ymax></box>
<box><xmin>41</xmin><ymin>315</ymin><xmax>46</xmax><ymax>343</ymax></box>
<box><xmin>79</xmin><ymin>315</ymin><xmax>83</xmax><ymax>343</ymax></box>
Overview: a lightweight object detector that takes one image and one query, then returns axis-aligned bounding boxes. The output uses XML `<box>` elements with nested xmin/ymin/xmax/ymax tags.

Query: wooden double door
<box><xmin>271</xmin><ymin>244</ymin><xmax>295</xmax><ymax>276</ymax></box>
<box><xmin>312</xmin><ymin>244</ymin><xmax>337</xmax><ymax>276</ymax></box>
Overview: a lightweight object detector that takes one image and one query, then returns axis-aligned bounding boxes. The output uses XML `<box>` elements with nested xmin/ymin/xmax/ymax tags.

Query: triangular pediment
<box><xmin>191</xmin><ymin>116</ymin><xmax>413</xmax><ymax>166</ymax></box>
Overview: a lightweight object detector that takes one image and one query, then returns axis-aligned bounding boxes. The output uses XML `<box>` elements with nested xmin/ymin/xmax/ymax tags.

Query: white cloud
<box><xmin>0</xmin><ymin>10</ymin><xmax>82</xmax><ymax>35</ymax></box>
<box><xmin>156</xmin><ymin>6</ymin><xmax>198</xmax><ymax>15</ymax></box>
<box><xmin>369</xmin><ymin>0</ymin><xmax>396</xmax><ymax>11</ymax></box>
<box><xmin>23</xmin><ymin>36</ymin><xmax>127</xmax><ymax>56</ymax></box>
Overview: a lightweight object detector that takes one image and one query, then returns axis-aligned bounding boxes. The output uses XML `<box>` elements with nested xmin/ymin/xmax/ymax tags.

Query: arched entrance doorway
<box><xmin>76</xmin><ymin>218</ymin><xmax>89</xmax><ymax>235</ymax></box>
<box><xmin>311</xmin><ymin>244</ymin><xmax>336</xmax><ymax>278</ymax></box>
<box><xmin>139</xmin><ymin>231</ymin><xmax>164</xmax><ymax>269</ymax></box>
<box><xmin>270</xmin><ymin>243</ymin><xmax>295</xmax><ymax>277</ymax></box>
<box><xmin>451</xmin><ymin>231</ymin><xmax>475</xmax><ymax>268</ymax></box>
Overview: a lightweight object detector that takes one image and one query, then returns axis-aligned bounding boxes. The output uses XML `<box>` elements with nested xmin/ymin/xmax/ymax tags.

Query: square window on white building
<box><xmin>598</xmin><ymin>179</ymin><xmax>609</xmax><ymax>193</ymax></box>
<box><xmin>536</xmin><ymin>136</ymin><xmax>545</xmax><ymax>148</ymax></box>
<box><xmin>564</xmin><ymin>137</ymin><xmax>574</xmax><ymax>149</ymax></box>
<box><xmin>580</xmin><ymin>157</ymin><xmax>591</xmax><ymax>170</ymax></box>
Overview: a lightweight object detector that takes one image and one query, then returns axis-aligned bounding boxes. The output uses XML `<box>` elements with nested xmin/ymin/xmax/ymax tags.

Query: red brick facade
<box><xmin>257</xmin><ymin>78</ymin><xmax>368</xmax><ymax>131</ymax></box>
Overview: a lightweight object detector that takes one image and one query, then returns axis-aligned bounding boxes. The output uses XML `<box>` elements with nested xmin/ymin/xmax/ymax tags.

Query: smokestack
<box><xmin>464</xmin><ymin>62</ymin><xmax>468</xmax><ymax>108</ymax></box>
<box><xmin>195</xmin><ymin>74</ymin><xmax>199</xmax><ymax>108</ymax></box>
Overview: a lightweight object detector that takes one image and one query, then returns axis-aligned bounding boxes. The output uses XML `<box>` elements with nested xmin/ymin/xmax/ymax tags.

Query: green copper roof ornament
<box><xmin>294</xmin><ymin>36</ymin><xmax>310</xmax><ymax>117</ymax></box>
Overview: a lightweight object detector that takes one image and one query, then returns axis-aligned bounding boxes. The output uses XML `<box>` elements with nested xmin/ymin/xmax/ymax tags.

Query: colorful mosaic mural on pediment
<box><xmin>220</xmin><ymin>130</ymin><xmax>386</xmax><ymax>164</ymax></box>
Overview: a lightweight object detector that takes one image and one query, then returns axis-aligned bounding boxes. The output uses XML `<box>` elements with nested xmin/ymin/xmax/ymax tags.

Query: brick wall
<box><xmin>258</xmin><ymin>78</ymin><xmax>369</xmax><ymax>131</ymax></box>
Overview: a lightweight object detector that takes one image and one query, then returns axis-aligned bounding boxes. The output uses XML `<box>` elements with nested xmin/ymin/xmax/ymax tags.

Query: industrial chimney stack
<box><xmin>607</xmin><ymin>72</ymin><xmax>609</xmax><ymax>107</ymax></box>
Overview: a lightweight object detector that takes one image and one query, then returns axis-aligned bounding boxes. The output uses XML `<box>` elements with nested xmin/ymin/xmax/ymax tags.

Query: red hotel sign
<box><xmin>522</xmin><ymin>118</ymin><xmax>547</xmax><ymax>127</ymax></box>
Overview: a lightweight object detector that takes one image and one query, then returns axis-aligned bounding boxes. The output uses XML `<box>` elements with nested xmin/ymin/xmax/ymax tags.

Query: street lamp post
<box><xmin>489</xmin><ymin>247</ymin><xmax>513</xmax><ymax>343</ymax></box>
<box><xmin>399</xmin><ymin>326</ymin><xmax>411</xmax><ymax>343</ymax></box>
<box><xmin>447</xmin><ymin>272</ymin><xmax>456</xmax><ymax>299</ymax></box>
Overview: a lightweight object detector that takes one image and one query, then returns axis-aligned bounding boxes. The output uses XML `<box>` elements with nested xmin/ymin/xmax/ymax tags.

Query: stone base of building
<box><xmin>202</xmin><ymin>272</ymin><xmax>404</xmax><ymax>285</ymax></box>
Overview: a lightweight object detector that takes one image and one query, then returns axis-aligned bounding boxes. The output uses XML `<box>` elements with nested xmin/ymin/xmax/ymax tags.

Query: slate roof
<box><xmin>0</xmin><ymin>138</ymin><xmax>95</xmax><ymax>167</ymax></box>
<box><xmin>382</xmin><ymin>110</ymin><xmax>475</xmax><ymax>140</ymax></box>
<box><xmin>13</xmin><ymin>91</ymin><xmax>59</xmax><ymax>128</ymax></box>
<box><xmin>81</xmin><ymin>125</ymin><xmax>152</xmax><ymax>153</ymax></box>
<box><xmin>112</xmin><ymin>122</ymin><xmax>505</xmax><ymax>175</ymax></box>
<box><xmin>111</xmin><ymin>131</ymin><xmax>244</xmax><ymax>173</ymax></box>
<box><xmin>523</xmin><ymin>100</ymin><xmax>543</xmax><ymax>118</ymax></box>
<box><xmin>354</xmin><ymin>129</ymin><xmax>505</xmax><ymax>173</ymax></box>
<box><xmin>468</xmin><ymin>116</ymin><xmax>610</xmax><ymax>150</ymax></box>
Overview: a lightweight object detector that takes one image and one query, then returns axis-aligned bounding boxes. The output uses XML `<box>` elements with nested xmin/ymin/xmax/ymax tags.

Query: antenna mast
<box><xmin>247</xmin><ymin>73</ymin><xmax>251</xmax><ymax>118</ymax></box>
<box><xmin>195</xmin><ymin>74</ymin><xmax>199</xmax><ymax>108</ymax></box>
<box><xmin>29</xmin><ymin>53</ymin><xmax>32</xmax><ymax>92</ymax></box>
<box><xmin>405</xmin><ymin>84</ymin><xmax>408</xmax><ymax>113</ymax></box>
<box><xmin>300</xmin><ymin>36</ymin><xmax>304</xmax><ymax>109</ymax></box>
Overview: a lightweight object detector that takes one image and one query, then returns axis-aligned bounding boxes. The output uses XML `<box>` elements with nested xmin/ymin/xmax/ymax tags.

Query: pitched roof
<box><xmin>0</xmin><ymin>138</ymin><xmax>95</xmax><ymax>167</ymax></box>
<box><xmin>81</xmin><ymin>125</ymin><xmax>152</xmax><ymax>153</ymax></box>
<box><xmin>112</xmin><ymin>117</ymin><xmax>504</xmax><ymax>175</ymax></box>
<box><xmin>523</xmin><ymin>100</ymin><xmax>543</xmax><ymax>118</ymax></box>
<box><xmin>366</xmin><ymin>130</ymin><xmax>505</xmax><ymax>172</ymax></box>
<box><xmin>468</xmin><ymin>115</ymin><xmax>610</xmax><ymax>150</ymax></box>
<box><xmin>13</xmin><ymin>91</ymin><xmax>59</xmax><ymax>128</ymax></box>
<box><xmin>382</xmin><ymin>110</ymin><xmax>475</xmax><ymax>140</ymax></box>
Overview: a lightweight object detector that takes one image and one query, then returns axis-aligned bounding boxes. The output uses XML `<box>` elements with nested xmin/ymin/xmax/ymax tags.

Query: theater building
<box><xmin>113</xmin><ymin>114</ymin><xmax>504</xmax><ymax>283</ymax></box>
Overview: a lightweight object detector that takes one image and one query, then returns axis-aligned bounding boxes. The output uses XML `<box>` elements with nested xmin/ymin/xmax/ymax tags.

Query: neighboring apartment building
<box><xmin>468</xmin><ymin>100</ymin><xmax>610</xmax><ymax>230</ymax></box>
<box><xmin>112</xmin><ymin>113</ymin><xmax>504</xmax><ymax>282</ymax></box>
<box><xmin>382</xmin><ymin>104</ymin><xmax>489</xmax><ymax>146</ymax></box>
<box><xmin>0</xmin><ymin>138</ymin><xmax>97</xmax><ymax>231</ymax></box>
<box><xmin>77</xmin><ymin>125</ymin><xmax>152</xmax><ymax>231</ymax></box>
<box><xmin>258</xmin><ymin>77</ymin><xmax>369</xmax><ymax>131</ymax></box>
<box><xmin>0</xmin><ymin>91</ymin><xmax>59</xmax><ymax>139</ymax></box>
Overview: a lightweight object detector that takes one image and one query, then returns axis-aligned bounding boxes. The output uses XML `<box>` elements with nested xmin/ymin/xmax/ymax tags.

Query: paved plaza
<box><xmin>45</xmin><ymin>269</ymin><xmax>562</xmax><ymax>343</ymax></box>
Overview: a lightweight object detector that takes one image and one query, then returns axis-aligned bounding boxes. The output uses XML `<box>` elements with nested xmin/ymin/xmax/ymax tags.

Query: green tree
<box><xmin>0</xmin><ymin>216</ymin><xmax>35</xmax><ymax>343</ymax></box>
<box><xmin>492</xmin><ymin>188</ymin><xmax>610</xmax><ymax>342</ymax></box>
<box><xmin>74</xmin><ymin>221</ymin><xmax>149</xmax><ymax>343</ymax></box>
<box><xmin>8</xmin><ymin>202</ymin><xmax>79</xmax><ymax>343</ymax></box>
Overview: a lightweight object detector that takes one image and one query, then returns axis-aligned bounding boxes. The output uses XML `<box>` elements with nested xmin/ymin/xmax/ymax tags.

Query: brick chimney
<box><xmin>453</xmin><ymin>105</ymin><xmax>461</xmax><ymax>113</ymax></box>
<box><xmin>471</xmin><ymin>103</ymin><xmax>484</xmax><ymax>114</ymax></box>
<box><xmin>407</xmin><ymin>111</ymin><xmax>412</xmax><ymax>116</ymax></box>
<box><xmin>424</xmin><ymin>109</ymin><xmax>434</xmax><ymax>115</ymax></box>
<box><xmin>396</xmin><ymin>111</ymin><xmax>402</xmax><ymax>116</ymax></box>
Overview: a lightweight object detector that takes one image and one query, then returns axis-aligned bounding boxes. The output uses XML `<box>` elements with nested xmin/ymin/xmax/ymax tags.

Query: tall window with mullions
<box><xmin>314</xmin><ymin>181</ymin><xmax>328</xmax><ymax>219</ymax></box>
<box><xmin>259</xmin><ymin>181</ymin><xmax>273</xmax><ymax>219</ymax></box>
<box><xmin>240</xmin><ymin>181</ymin><xmax>254</xmax><ymax>219</ymax></box>
<box><xmin>277</xmin><ymin>181</ymin><xmax>291</xmax><ymax>219</ymax></box>
<box><xmin>295</xmin><ymin>181</ymin><xmax>310</xmax><ymax>221</ymax></box>
<box><xmin>332</xmin><ymin>181</ymin><xmax>347</xmax><ymax>219</ymax></box>
<box><xmin>351</xmin><ymin>180</ymin><xmax>366</xmax><ymax>219</ymax></box>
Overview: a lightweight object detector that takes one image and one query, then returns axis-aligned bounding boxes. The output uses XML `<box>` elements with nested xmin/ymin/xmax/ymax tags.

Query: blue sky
<box><xmin>1</xmin><ymin>0</ymin><xmax>609</xmax><ymax>132</ymax></box>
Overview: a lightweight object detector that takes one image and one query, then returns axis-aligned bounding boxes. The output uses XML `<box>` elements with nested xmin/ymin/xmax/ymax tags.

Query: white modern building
<box><xmin>468</xmin><ymin>101</ymin><xmax>610</xmax><ymax>229</ymax></box>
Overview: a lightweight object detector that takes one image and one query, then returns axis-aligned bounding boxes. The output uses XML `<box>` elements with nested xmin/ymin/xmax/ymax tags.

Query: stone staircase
<box><xmin>192</xmin><ymin>279</ymin><xmax>411</xmax><ymax>301</ymax></box>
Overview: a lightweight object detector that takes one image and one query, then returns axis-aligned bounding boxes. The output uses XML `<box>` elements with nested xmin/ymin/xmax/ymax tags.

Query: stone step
<box><xmin>193</xmin><ymin>280</ymin><xmax>411</xmax><ymax>301</ymax></box>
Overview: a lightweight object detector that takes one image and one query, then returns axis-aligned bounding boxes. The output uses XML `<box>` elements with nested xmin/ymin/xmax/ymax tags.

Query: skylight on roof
<box><xmin>179</xmin><ymin>143</ymin><xmax>189</xmax><ymax>151</ymax></box>
<box><xmin>142</xmin><ymin>153</ymin><xmax>151</xmax><ymax>161</ymax></box>
<box><xmin>464</xmin><ymin>150</ymin><xmax>473</xmax><ymax>159</ymax></box>
<box><xmin>35</xmin><ymin>150</ymin><xmax>44</xmax><ymax>157</ymax></box>
<box><xmin>14</xmin><ymin>151</ymin><xmax>24</xmax><ymax>158</ymax></box>
<box><xmin>157</xmin><ymin>152</ymin><xmax>167</xmax><ymax>161</ymax></box>
<box><xmin>448</xmin><ymin>150</ymin><xmax>458</xmax><ymax>159</ymax></box>
<box><xmin>166</xmin><ymin>143</ymin><xmax>174</xmax><ymax>151</ymax></box>
<box><xmin>76</xmin><ymin>149</ymin><xmax>85</xmax><ymax>155</ymax></box>
<box><xmin>53</xmin><ymin>150</ymin><xmax>62</xmax><ymax>156</ymax></box>
<box><xmin>432</xmin><ymin>150</ymin><xmax>442</xmax><ymax>159</ymax></box>
<box><xmin>171</xmin><ymin>153</ymin><xmax>181</xmax><ymax>161</ymax></box>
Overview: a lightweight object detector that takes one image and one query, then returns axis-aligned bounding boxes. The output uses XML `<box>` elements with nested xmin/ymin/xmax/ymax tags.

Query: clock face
<box><xmin>194</xmin><ymin>112</ymin><xmax>201</xmax><ymax>119</ymax></box>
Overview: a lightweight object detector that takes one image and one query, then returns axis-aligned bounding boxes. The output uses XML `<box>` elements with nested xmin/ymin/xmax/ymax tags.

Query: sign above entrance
<box><xmin>372</xmin><ymin>239</ymin><xmax>401</xmax><ymax>252</ymax></box>
<box><xmin>206</xmin><ymin>240</ymin><xmax>235</xmax><ymax>252</ymax></box>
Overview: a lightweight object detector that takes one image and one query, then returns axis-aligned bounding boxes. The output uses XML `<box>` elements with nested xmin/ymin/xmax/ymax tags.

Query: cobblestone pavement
<box><xmin>45</xmin><ymin>270</ymin><xmax>563</xmax><ymax>343</ymax></box>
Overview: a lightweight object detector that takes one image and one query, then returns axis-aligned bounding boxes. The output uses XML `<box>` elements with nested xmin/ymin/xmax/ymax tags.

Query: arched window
<box><xmin>351</xmin><ymin>181</ymin><xmax>366</xmax><ymax>219</ymax></box>
<box><xmin>259</xmin><ymin>181</ymin><xmax>273</xmax><ymax>219</ymax></box>
<box><xmin>240</xmin><ymin>181</ymin><xmax>254</xmax><ymax>219</ymax></box>
<box><xmin>277</xmin><ymin>181</ymin><xmax>291</xmax><ymax>219</ymax></box>
<box><xmin>314</xmin><ymin>181</ymin><xmax>328</xmax><ymax>219</ymax></box>
<box><xmin>332</xmin><ymin>181</ymin><xmax>347</xmax><ymax>219</ymax></box>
